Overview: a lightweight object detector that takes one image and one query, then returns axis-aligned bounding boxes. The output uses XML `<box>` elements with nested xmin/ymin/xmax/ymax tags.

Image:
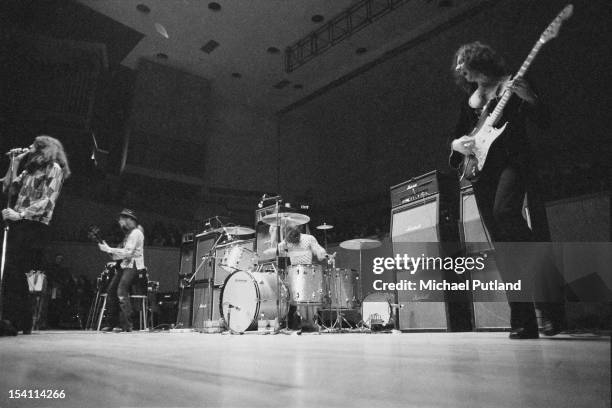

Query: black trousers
<box><xmin>473</xmin><ymin>163</ymin><xmax>563</xmax><ymax>331</ymax></box>
<box><xmin>105</xmin><ymin>267</ymin><xmax>137</xmax><ymax>329</ymax></box>
<box><xmin>1</xmin><ymin>220</ymin><xmax>48</xmax><ymax>332</ymax></box>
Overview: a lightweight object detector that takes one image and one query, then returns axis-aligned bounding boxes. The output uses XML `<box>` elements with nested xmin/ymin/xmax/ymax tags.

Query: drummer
<box><xmin>271</xmin><ymin>223</ymin><xmax>332</xmax><ymax>333</ymax></box>
<box><xmin>275</xmin><ymin>224</ymin><xmax>330</xmax><ymax>265</ymax></box>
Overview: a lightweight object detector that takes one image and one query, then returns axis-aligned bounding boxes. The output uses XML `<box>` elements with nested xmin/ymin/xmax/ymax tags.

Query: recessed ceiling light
<box><xmin>156</xmin><ymin>53</ymin><xmax>168</xmax><ymax>60</ymax></box>
<box><xmin>267</xmin><ymin>47</ymin><xmax>280</xmax><ymax>54</ymax></box>
<box><xmin>356</xmin><ymin>47</ymin><xmax>367</xmax><ymax>55</ymax></box>
<box><xmin>208</xmin><ymin>2</ymin><xmax>221</xmax><ymax>11</ymax></box>
<box><xmin>231</xmin><ymin>73</ymin><xmax>242</xmax><ymax>78</ymax></box>
<box><xmin>293</xmin><ymin>84</ymin><xmax>303</xmax><ymax>89</ymax></box>
<box><xmin>311</xmin><ymin>14</ymin><xmax>324</xmax><ymax>23</ymax></box>
<box><xmin>274</xmin><ymin>79</ymin><xmax>291</xmax><ymax>89</ymax></box>
<box><xmin>200</xmin><ymin>40</ymin><xmax>220</xmax><ymax>54</ymax></box>
<box><xmin>136</xmin><ymin>4</ymin><xmax>151</xmax><ymax>13</ymax></box>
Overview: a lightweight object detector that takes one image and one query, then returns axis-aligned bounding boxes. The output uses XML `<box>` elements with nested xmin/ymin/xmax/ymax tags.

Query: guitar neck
<box><xmin>487</xmin><ymin>39</ymin><xmax>545</xmax><ymax>125</ymax></box>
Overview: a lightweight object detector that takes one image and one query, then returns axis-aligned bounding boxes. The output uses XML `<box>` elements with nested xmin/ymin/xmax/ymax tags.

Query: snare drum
<box><xmin>286</xmin><ymin>264</ymin><xmax>326</xmax><ymax>304</ymax></box>
<box><xmin>361</xmin><ymin>292</ymin><xmax>395</xmax><ymax>329</ymax></box>
<box><xmin>220</xmin><ymin>270</ymin><xmax>289</xmax><ymax>333</ymax></box>
<box><xmin>327</xmin><ymin>268</ymin><xmax>359</xmax><ymax>309</ymax></box>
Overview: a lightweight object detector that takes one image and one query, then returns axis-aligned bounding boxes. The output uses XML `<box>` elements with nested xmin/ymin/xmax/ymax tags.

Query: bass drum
<box><xmin>361</xmin><ymin>292</ymin><xmax>395</xmax><ymax>329</ymax></box>
<box><xmin>220</xmin><ymin>270</ymin><xmax>289</xmax><ymax>333</ymax></box>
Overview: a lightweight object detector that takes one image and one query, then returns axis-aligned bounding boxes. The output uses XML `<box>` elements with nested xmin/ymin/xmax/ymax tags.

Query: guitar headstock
<box><xmin>87</xmin><ymin>225</ymin><xmax>103</xmax><ymax>244</ymax></box>
<box><xmin>540</xmin><ymin>4</ymin><xmax>574</xmax><ymax>44</ymax></box>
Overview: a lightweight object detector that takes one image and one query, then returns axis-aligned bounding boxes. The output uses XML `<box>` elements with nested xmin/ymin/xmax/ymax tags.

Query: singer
<box><xmin>1</xmin><ymin>136</ymin><xmax>70</xmax><ymax>335</ymax></box>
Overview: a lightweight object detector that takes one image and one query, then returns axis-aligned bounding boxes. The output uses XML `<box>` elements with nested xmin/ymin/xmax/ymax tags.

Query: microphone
<box><xmin>6</xmin><ymin>147</ymin><xmax>29</xmax><ymax>156</ymax></box>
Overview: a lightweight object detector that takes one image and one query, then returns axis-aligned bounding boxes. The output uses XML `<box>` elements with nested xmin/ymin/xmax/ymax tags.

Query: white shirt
<box><xmin>109</xmin><ymin>227</ymin><xmax>145</xmax><ymax>269</ymax></box>
<box><xmin>279</xmin><ymin>233</ymin><xmax>327</xmax><ymax>265</ymax></box>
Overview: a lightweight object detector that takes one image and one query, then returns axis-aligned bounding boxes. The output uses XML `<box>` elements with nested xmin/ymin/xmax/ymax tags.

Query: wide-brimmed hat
<box><xmin>118</xmin><ymin>208</ymin><xmax>138</xmax><ymax>221</ymax></box>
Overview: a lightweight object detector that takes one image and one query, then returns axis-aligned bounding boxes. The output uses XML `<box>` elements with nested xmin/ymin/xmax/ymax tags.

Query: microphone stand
<box><xmin>0</xmin><ymin>153</ymin><xmax>19</xmax><ymax>320</ymax></box>
<box><xmin>272</xmin><ymin>197</ymin><xmax>285</xmax><ymax>332</ymax></box>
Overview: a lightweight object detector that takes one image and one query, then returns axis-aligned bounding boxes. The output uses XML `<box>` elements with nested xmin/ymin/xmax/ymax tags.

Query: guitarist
<box><xmin>449</xmin><ymin>42</ymin><xmax>564</xmax><ymax>339</ymax></box>
<box><xmin>97</xmin><ymin>209</ymin><xmax>145</xmax><ymax>332</ymax></box>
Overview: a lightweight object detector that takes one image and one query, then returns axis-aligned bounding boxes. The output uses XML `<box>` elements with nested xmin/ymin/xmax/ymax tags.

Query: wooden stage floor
<box><xmin>0</xmin><ymin>330</ymin><xmax>609</xmax><ymax>408</ymax></box>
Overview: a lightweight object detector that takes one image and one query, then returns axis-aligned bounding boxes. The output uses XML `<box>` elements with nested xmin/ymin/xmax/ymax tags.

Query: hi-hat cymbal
<box><xmin>223</xmin><ymin>226</ymin><xmax>255</xmax><ymax>235</ymax></box>
<box><xmin>316</xmin><ymin>223</ymin><xmax>334</xmax><ymax>230</ymax></box>
<box><xmin>339</xmin><ymin>238</ymin><xmax>382</xmax><ymax>250</ymax></box>
<box><xmin>261</xmin><ymin>212</ymin><xmax>310</xmax><ymax>226</ymax></box>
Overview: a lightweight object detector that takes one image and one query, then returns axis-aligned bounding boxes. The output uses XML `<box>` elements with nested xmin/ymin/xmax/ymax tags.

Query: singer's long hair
<box><xmin>25</xmin><ymin>135</ymin><xmax>71</xmax><ymax>178</ymax></box>
<box><xmin>452</xmin><ymin>41</ymin><xmax>508</xmax><ymax>93</ymax></box>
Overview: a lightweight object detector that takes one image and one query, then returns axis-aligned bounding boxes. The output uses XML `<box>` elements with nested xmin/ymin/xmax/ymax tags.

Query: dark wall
<box><xmin>278</xmin><ymin>0</ymin><xmax>612</xmax><ymax>224</ymax></box>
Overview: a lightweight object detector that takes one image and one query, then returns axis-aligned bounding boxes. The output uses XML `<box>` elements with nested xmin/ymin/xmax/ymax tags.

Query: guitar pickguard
<box><xmin>472</xmin><ymin>121</ymin><xmax>507</xmax><ymax>171</ymax></box>
<box><xmin>460</xmin><ymin>121</ymin><xmax>507</xmax><ymax>181</ymax></box>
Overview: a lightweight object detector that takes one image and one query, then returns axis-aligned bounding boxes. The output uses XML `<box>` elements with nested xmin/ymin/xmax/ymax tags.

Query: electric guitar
<box><xmin>87</xmin><ymin>225</ymin><xmax>121</xmax><ymax>269</ymax></box>
<box><xmin>459</xmin><ymin>4</ymin><xmax>573</xmax><ymax>181</ymax></box>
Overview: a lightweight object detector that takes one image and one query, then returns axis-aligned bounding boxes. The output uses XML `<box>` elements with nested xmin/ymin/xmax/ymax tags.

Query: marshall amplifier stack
<box><xmin>176</xmin><ymin>228</ymin><xmax>255</xmax><ymax>331</ymax></box>
<box><xmin>390</xmin><ymin>170</ymin><xmax>471</xmax><ymax>332</ymax></box>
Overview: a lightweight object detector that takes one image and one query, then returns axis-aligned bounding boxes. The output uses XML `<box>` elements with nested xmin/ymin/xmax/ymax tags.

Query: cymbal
<box><xmin>339</xmin><ymin>238</ymin><xmax>382</xmax><ymax>250</ymax></box>
<box><xmin>261</xmin><ymin>212</ymin><xmax>310</xmax><ymax>226</ymax></box>
<box><xmin>223</xmin><ymin>226</ymin><xmax>255</xmax><ymax>235</ymax></box>
<box><xmin>316</xmin><ymin>223</ymin><xmax>334</xmax><ymax>230</ymax></box>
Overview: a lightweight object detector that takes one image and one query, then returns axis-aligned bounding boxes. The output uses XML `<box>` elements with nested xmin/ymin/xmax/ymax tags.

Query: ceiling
<box><xmin>76</xmin><ymin>0</ymin><xmax>487</xmax><ymax>115</ymax></box>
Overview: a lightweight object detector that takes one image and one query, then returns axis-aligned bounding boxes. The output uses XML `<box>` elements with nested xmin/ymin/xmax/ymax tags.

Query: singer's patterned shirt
<box><xmin>13</xmin><ymin>162</ymin><xmax>65</xmax><ymax>225</ymax></box>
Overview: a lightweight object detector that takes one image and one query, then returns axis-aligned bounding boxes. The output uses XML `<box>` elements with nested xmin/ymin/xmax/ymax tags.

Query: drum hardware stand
<box><xmin>266</xmin><ymin>195</ymin><xmax>289</xmax><ymax>331</ymax></box>
<box><xmin>322</xmin><ymin>257</ymin><xmax>353</xmax><ymax>333</ymax></box>
<box><xmin>86</xmin><ymin>284</ymin><xmax>104</xmax><ymax>330</ymax></box>
<box><xmin>195</xmin><ymin>230</ymin><xmax>224</xmax><ymax>325</ymax></box>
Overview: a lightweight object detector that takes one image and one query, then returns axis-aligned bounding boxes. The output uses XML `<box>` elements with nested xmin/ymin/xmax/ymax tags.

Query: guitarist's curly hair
<box><xmin>452</xmin><ymin>41</ymin><xmax>508</xmax><ymax>92</ymax></box>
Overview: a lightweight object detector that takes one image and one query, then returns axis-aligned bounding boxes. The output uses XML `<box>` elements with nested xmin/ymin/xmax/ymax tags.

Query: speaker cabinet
<box><xmin>460</xmin><ymin>186</ymin><xmax>494</xmax><ymax>254</ymax></box>
<box><xmin>193</xmin><ymin>232</ymin><xmax>221</xmax><ymax>281</ymax></box>
<box><xmin>192</xmin><ymin>281</ymin><xmax>222</xmax><ymax>328</ymax></box>
<box><xmin>391</xmin><ymin>189</ymin><xmax>469</xmax><ymax>331</ymax></box>
<box><xmin>178</xmin><ymin>241</ymin><xmax>194</xmax><ymax>277</ymax></box>
<box><xmin>154</xmin><ymin>292</ymin><xmax>178</xmax><ymax>326</ymax></box>
<box><xmin>459</xmin><ymin>185</ymin><xmax>510</xmax><ymax>330</ymax></box>
<box><xmin>176</xmin><ymin>285</ymin><xmax>193</xmax><ymax>328</ymax></box>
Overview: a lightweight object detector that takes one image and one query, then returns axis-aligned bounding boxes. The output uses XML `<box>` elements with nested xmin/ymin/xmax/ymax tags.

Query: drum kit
<box><xmin>195</xmin><ymin>201</ymin><xmax>397</xmax><ymax>334</ymax></box>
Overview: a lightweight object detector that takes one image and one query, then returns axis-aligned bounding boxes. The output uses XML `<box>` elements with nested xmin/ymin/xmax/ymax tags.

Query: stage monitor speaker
<box><xmin>192</xmin><ymin>281</ymin><xmax>221</xmax><ymax>328</ymax></box>
<box><xmin>193</xmin><ymin>232</ymin><xmax>221</xmax><ymax>281</ymax></box>
<box><xmin>176</xmin><ymin>285</ymin><xmax>193</xmax><ymax>328</ymax></box>
<box><xmin>178</xmin><ymin>241</ymin><xmax>194</xmax><ymax>276</ymax></box>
